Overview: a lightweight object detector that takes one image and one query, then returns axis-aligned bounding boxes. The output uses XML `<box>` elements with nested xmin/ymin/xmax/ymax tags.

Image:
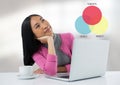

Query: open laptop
<box><xmin>45</xmin><ymin>38</ymin><xmax>110</xmax><ymax>81</ymax></box>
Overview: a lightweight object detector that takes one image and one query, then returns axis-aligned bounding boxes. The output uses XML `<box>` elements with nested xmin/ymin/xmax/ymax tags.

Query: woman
<box><xmin>21</xmin><ymin>14</ymin><xmax>74</xmax><ymax>76</ymax></box>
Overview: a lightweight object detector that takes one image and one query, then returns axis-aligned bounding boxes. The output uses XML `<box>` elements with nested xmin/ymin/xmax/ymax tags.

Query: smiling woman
<box><xmin>30</xmin><ymin>16</ymin><xmax>54</xmax><ymax>38</ymax></box>
<box><xmin>21</xmin><ymin>14</ymin><xmax>74</xmax><ymax>76</ymax></box>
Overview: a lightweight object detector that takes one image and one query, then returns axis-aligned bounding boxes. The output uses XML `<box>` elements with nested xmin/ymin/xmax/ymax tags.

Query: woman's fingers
<box><xmin>37</xmin><ymin>36</ymin><xmax>53</xmax><ymax>43</ymax></box>
<box><xmin>34</xmin><ymin>69</ymin><xmax>44</xmax><ymax>74</ymax></box>
<box><xmin>37</xmin><ymin>36</ymin><xmax>49</xmax><ymax>40</ymax></box>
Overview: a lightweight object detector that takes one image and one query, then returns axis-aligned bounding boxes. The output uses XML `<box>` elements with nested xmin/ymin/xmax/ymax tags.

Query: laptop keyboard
<box><xmin>56</xmin><ymin>73</ymin><xmax>69</xmax><ymax>78</ymax></box>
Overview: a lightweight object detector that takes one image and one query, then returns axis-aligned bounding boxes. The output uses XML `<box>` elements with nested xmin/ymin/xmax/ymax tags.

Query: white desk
<box><xmin>0</xmin><ymin>71</ymin><xmax>120</xmax><ymax>85</ymax></box>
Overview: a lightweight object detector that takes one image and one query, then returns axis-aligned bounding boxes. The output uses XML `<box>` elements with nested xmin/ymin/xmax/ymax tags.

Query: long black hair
<box><xmin>21</xmin><ymin>14</ymin><xmax>43</xmax><ymax>65</ymax></box>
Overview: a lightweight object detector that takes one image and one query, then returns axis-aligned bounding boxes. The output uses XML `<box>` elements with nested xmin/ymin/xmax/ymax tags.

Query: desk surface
<box><xmin>0</xmin><ymin>71</ymin><xmax>120</xmax><ymax>85</ymax></box>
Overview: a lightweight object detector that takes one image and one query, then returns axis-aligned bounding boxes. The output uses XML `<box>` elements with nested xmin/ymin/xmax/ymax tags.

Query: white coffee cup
<box><xmin>19</xmin><ymin>66</ymin><xmax>33</xmax><ymax>76</ymax></box>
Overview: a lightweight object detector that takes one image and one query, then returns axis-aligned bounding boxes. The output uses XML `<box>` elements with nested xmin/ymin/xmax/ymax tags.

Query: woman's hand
<box><xmin>57</xmin><ymin>66</ymin><xmax>67</xmax><ymax>73</ymax></box>
<box><xmin>34</xmin><ymin>68</ymin><xmax>44</xmax><ymax>74</ymax></box>
<box><xmin>34</xmin><ymin>66</ymin><xmax>67</xmax><ymax>74</ymax></box>
<box><xmin>38</xmin><ymin>36</ymin><xmax>56</xmax><ymax>55</ymax></box>
<box><xmin>37</xmin><ymin>36</ymin><xmax>53</xmax><ymax>44</ymax></box>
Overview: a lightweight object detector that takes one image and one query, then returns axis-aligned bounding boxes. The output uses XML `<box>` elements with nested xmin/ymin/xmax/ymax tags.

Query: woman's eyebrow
<box><xmin>40</xmin><ymin>17</ymin><xmax>43</xmax><ymax>20</ymax></box>
<box><xmin>33</xmin><ymin>17</ymin><xmax>43</xmax><ymax>28</ymax></box>
<box><xmin>34</xmin><ymin>23</ymin><xmax>39</xmax><ymax>28</ymax></box>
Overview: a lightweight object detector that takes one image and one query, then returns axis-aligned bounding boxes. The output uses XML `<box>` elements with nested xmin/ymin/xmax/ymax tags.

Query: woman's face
<box><xmin>30</xmin><ymin>16</ymin><xmax>53</xmax><ymax>38</ymax></box>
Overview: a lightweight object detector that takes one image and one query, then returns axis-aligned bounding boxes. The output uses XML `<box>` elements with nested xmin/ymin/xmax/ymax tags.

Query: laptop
<box><xmin>45</xmin><ymin>38</ymin><xmax>110</xmax><ymax>81</ymax></box>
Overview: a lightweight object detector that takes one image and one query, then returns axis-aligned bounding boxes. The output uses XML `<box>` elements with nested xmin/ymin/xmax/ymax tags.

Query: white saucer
<box><xmin>17</xmin><ymin>74</ymin><xmax>40</xmax><ymax>80</ymax></box>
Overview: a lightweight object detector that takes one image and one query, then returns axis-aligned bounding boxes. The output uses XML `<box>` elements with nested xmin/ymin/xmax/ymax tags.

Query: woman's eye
<box><xmin>36</xmin><ymin>25</ymin><xmax>40</xmax><ymax>29</ymax></box>
<box><xmin>42</xmin><ymin>19</ymin><xmax>45</xmax><ymax>22</ymax></box>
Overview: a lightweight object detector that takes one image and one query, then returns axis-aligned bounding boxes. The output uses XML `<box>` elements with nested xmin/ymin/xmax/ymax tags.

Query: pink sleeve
<box><xmin>65</xmin><ymin>64</ymin><xmax>70</xmax><ymax>72</ymax></box>
<box><xmin>33</xmin><ymin>53</ymin><xmax>57</xmax><ymax>76</ymax></box>
<box><xmin>69</xmin><ymin>33</ymin><xmax>74</xmax><ymax>51</ymax></box>
<box><xmin>65</xmin><ymin>33</ymin><xmax>73</xmax><ymax>73</ymax></box>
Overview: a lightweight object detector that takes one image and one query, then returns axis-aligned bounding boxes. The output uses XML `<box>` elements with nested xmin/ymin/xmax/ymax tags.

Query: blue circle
<box><xmin>75</xmin><ymin>16</ymin><xmax>91</xmax><ymax>34</ymax></box>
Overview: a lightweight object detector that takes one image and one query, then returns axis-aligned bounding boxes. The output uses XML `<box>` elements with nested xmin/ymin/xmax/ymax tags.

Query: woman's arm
<box><xmin>34</xmin><ymin>66</ymin><xmax>67</xmax><ymax>74</ymax></box>
<box><xmin>33</xmin><ymin>36</ymin><xmax>57</xmax><ymax>76</ymax></box>
<box><xmin>47</xmin><ymin>36</ymin><xmax>56</xmax><ymax>55</ymax></box>
<box><xmin>33</xmin><ymin>53</ymin><xmax>57</xmax><ymax>75</ymax></box>
<box><xmin>37</xmin><ymin>36</ymin><xmax>56</xmax><ymax>55</ymax></box>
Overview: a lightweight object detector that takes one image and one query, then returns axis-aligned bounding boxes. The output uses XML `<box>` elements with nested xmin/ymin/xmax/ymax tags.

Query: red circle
<box><xmin>82</xmin><ymin>6</ymin><xmax>102</xmax><ymax>25</ymax></box>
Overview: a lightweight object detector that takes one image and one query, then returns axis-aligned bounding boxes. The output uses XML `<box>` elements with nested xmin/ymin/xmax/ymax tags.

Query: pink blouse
<box><xmin>33</xmin><ymin>33</ymin><xmax>74</xmax><ymax>76</ymax></box>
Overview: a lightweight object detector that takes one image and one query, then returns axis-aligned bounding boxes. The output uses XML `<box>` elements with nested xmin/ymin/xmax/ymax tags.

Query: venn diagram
<box><xmin>75</xmin><ymin>6</ymin><xmax>108</xmax><ymax>35</ymax></box>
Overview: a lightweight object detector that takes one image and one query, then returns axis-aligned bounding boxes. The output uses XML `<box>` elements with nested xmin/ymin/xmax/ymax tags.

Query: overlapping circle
<box><xmin>75</xmin><ymin>6</ymin><xmax>108</xmax><ymax>35</ymax></box>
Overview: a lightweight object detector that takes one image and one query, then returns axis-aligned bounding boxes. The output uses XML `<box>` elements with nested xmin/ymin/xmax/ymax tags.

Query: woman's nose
<box><xmin>41</xmin><ymin>22</ymin><xmax>47</xmax><ymax>28</ymax></box>
<box><xmin>43</xmin><ymin>25</ymin><xmax>47</xmax><ymax>30</ymax></box>
<box><xmin>41</xmin><ymin>24</ymin><xmax>48</xmax><ymax>31</ymax></box>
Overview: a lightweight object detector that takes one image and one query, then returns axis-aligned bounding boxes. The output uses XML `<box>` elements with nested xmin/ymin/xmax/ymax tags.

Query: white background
<box><xmin>0</xmin><ymin>0</ymin><xmax>120</xmax><ymax>72</ymax></box>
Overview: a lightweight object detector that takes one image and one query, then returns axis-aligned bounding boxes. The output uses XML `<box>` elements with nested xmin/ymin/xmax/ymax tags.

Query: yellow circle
<box><xmin>89</xmin><ymin>17</ymin><xmax>108</xmax><ymax>35</ymax></box>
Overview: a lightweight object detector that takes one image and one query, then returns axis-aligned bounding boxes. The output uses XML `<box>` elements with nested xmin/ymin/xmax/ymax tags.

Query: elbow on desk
<box><xmin>44</xmin><ymin>62</ymin><xmax>57</xmax><ymax>76</ymax></box>
<box><xmin>44</xmin><ymin>68</ymin><xmax>57</xmax><ymax>76</ymax></box>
